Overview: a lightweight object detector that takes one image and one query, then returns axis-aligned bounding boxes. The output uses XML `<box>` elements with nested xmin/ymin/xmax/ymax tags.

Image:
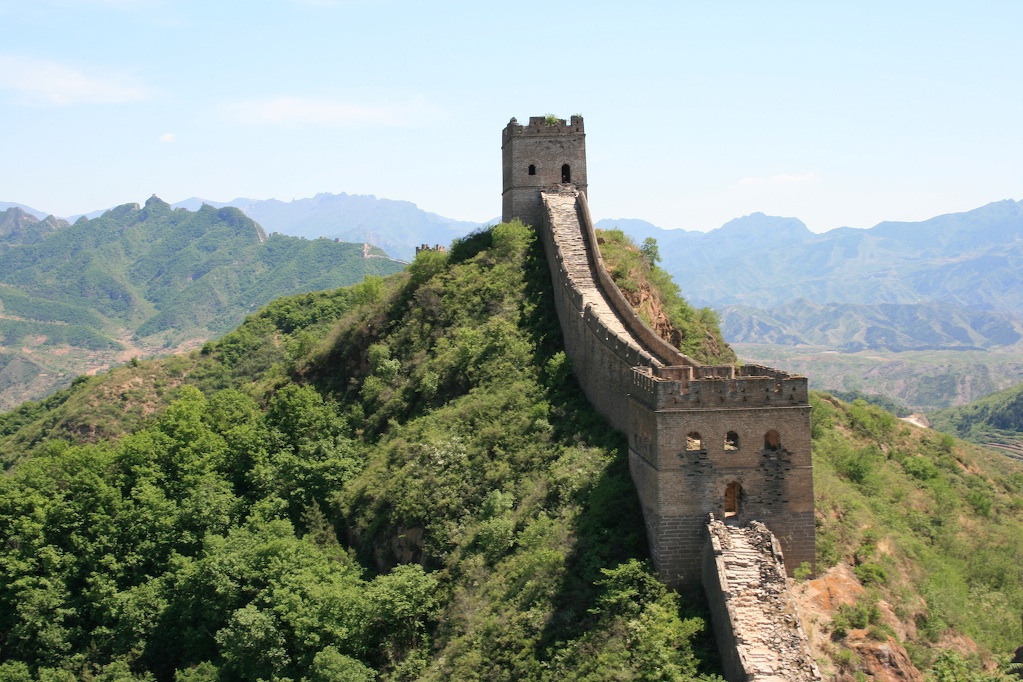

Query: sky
<box><xmin>1</xmin><ymin>0</ymin><xmax>1021</xmax><ymax>233</ymax></box>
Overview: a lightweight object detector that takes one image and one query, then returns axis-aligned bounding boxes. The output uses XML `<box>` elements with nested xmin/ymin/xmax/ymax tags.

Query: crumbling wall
<box><xmin>703</xmin><ymin>517</ymin><xmax>821</xmax><ymax>682</ymax></box>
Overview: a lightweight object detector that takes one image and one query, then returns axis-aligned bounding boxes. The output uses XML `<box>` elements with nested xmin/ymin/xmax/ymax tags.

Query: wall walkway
<box><xmin>538</xmin><ymin>186</ymin><xmax>688</xmax><ymax>431</ymax></box>
<box><xmin>703</xmin><ymin>518</ymin><xmax>821</xmax><ymax>682</ymax></box>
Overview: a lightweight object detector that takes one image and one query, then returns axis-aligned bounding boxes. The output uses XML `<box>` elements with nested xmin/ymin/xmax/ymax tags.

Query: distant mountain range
<box><xmin>169</xmin><ymin>193</ymin><xmax>486</xmax><ymax>262</ymax></box>
<box><xmin>719</xmin><ymin>299</ymin><xmax>1023</xmax><ymax>352</ymax></box>
<box><xmin>601</xmin><ymin>200</ymin><xmax>1023</xmax><ymax>316</ymax></box>
<box><xmin>48</xmin><ymin>193</ymin><xmax>488</xmax><ymax>263</ymax></box>
<box><xmin>0</xmin><ymin>197</ymin><xmax>403</xmax><ymax>408</ymax></box>
<box><xmin>599</xmin><ymin>199</ymin><xmax>1023</xmax><ymax>352</ymax></box>
<box><xmin>0</xmin><ymin>202</ymin><xmax>49</xmax><ymax>220</ymax></box>
<box><xmin>12</xmin><ymin>193</ymin><xmax>1023</xmax><ymax>353</ymax></box>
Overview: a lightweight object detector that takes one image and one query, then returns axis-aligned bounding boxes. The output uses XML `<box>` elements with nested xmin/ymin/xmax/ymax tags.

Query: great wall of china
<box><xmin>502</xmin><ymin>115</ymin><xmax>820</xmax><ymax>681</ymax></box>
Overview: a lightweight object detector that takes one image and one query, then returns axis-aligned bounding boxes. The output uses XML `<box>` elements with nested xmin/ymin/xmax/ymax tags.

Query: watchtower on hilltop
<box><xmin>502</xmin><ymin>115</ymin><xmax>588</xmax><ymax>229</ymax></box>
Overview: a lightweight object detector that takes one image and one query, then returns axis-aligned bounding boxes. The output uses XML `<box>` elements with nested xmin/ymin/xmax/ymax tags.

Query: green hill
<box><xmin>0</xmin><ymin>198</ymin><xmax>403</xmax><ymax>410</ymax></box>
<box><xmin>930</xmin><ymin>382</ymin><xmax>1023</xmax><ymax>459</ymax></box>
<box><xmin>0</xmin><ymin>222</ymin><xmax>1020</xmax><ymax>681</ymax></box>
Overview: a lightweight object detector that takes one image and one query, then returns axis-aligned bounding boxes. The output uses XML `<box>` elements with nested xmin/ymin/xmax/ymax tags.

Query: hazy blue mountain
<box><xmin>593</xmin><ymin>217</ymin><xmax>696</xmax><ymax>244</ymax></box>
<box><xmin>0</xmin><ymin>202</ymin><xmax>49</xmax><ymax>220</ymax></box>
<box><xmin>172</xmin><ymin>192</ymin><xmax>485</xmax><ymax>261</ymax></box>
<box><xmin>606</xmin><ymin>201</ymin><xmax>1023</xmax><ymax>319</ymax></box>
<box><xmin>719</xmin><ymin>299</ymin><xmax>1023</xmax><ymax>351</ymax></box>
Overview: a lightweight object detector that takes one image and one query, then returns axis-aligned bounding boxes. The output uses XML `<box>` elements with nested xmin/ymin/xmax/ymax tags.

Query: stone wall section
<box><xmin>536</xmin><ymin>187</ymin><xmax>685</xmax><ymax>431</ymax></box>
<box><xmin>703</xmin><ymin>517</ymin><xmax>821</xmax><ymax>682</ymax></box>
<box><xmin>504</xmin><ymin>113</ymin><xmax>814</xmax><ymax>587</ymax></box>
<box><xmin>534</xmin><ymin>186</ymin><xmax>816</xmax><ymax>585</ymax></box>
<box><xmin>629</xmin><ymin>363</ymin><xmax>816</xmax><ymax>584</ymax></box>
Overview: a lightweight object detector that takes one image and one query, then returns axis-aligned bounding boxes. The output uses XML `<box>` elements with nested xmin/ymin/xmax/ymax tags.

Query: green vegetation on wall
<box><xmin>595</xmin><ymin>228</ymin><xmax>736</xmax><ymax>365</ymax></box>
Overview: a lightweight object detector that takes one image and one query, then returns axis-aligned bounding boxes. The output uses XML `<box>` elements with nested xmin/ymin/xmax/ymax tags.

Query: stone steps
<box><xmin>709</xmin><ymin>520</ymin><xmax>821</xmax><ymax>681</ymax></box>
<box><xmin>542</xmin><ymin>191</ymin><xmax>649</xmax><ymax>351</ymax></box>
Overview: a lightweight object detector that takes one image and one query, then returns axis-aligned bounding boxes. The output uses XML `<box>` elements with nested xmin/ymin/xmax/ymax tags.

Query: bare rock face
<box><xmin>844</xmin><ymin>639</ymin><xmax>923</xmax><ymax>682</ymax></box>
<box><xmin>792</xmin><ymin>564</ymin><xmax>924</xmax><ymax>681</ymax></box>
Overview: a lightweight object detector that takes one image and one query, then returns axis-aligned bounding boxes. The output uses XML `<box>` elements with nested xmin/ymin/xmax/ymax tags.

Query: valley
<box><xmin>732</xmin><ymin>343</ymin><xmax>1023</xmax><ymax>412</ymax></box>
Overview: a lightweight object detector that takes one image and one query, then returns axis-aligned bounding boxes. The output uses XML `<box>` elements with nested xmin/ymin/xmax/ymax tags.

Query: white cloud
<box><xmin>225</xmin><ymin>96</ymin><xmax>413</xmax><ymax>128</ymax></box>
<box><xmin>0</xmin><ymin>55</ymin><xmax>148</xmax><ymax>106</ymax></box>
<box><xmin>158</xmin><ymin>132</ymin><xmax>176</xmax><ymax>143</ymax></box>
<box><xmin>737</xmin><ymin>173</ymin><xmax>819</xmax><ymax>186</ymax></box>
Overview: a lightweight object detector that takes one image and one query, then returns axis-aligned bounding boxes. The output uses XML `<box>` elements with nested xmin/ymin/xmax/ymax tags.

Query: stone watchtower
<box><xmin>629</xmin><ymin>365</ymin><xmax>816</xmax><ymax>585</ymax></box>
<box><xmin>502</xmin><ymin>115</ymin><xmax>587</xmax><ymax>228</ymax></box>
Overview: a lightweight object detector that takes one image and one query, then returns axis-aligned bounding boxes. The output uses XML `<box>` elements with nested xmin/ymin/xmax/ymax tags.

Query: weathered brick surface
<box><xmin>703</xmin><ymin>518</ymin><xmax>821</xmax><ymax>681</ymax></box>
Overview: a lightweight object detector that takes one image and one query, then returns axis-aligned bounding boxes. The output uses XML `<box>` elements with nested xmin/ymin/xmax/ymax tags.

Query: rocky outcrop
<box><xmin>792</xmin><ymin>564</ymin><xmax>924</xmax><ymax>682</ymax></box>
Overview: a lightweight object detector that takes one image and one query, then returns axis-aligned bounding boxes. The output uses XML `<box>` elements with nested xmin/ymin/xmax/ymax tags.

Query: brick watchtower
<box><xmin>629</xmin><ymin>364</ymin><xmax>816</xmax><ymax>586</ymax></box>
<box><xmin>502</xmin><ymin>115</ymin><xmax>587</xmax><ymax>228</ymax></box>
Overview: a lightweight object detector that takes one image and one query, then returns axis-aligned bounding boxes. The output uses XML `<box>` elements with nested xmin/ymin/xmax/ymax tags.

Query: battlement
<box><xmin>503</xmin><ymin>115</ymin><xmax>585</xmax><ymax>138</ymax></box>
<box><xmin>630</xmin><ymin>364</ymin><xmax>809</xmax><ymax>410</ymax></box>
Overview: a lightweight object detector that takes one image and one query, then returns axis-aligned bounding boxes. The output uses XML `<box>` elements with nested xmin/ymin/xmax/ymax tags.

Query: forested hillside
<box><xmin>0</xmin><ymin>222</ymin><xmax>724</xmax><ymax>681</ymax></box>
<box><xmin>806</xmin><ymin>395</ymin><xmax>1023</xmax><ymax>679</ymax></box>
<box><xmin>0</xmin><ymin>222</ymin><xmax>1020</xmax><ymax>681</ymax></box>
<box><xmin>0</xmin><ymin>198</ymin><xmax>403</xmax><ymax>409</ymax></box>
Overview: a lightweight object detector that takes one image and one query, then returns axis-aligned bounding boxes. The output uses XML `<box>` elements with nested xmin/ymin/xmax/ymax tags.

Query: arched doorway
<box><xmin>724</xmin><ymin>482</ymin><xmax>743</xmax><ymax>518</ymax></box>
<box><xmin>528</xmin><ymin>164</ymin><xmax>536</xmax><ymax>176</ymax></box>
<box><xmin>764</xmin><ymin>430</ymin><xmax>781</xmax><ymax>451</ymax></box>
<box><xmin>561</xmin><ymin>164</ymin><xmax>571</xmax><ymax>183</ymax></box>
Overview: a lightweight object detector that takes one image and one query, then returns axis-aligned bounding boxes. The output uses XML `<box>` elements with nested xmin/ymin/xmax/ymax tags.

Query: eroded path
<box><xmin>706</xmin><ymin>518</ymin><xmax>821</xmax><ymax>681</ymax></box>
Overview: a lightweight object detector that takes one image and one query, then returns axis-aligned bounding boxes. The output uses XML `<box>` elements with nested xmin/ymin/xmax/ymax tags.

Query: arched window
<box><xmin>764</xmin><ymin>430</ymin><xmax>781</xmax><ymax>452</ymax></box>
<box><xmin>686</xmin><ymin>432</ymin><xmax>703</xmax><ymax>451</ymax></box>
<box><xmin>724</xmin><ymin>431</ymin><xmax>740</xmax><ymax>451</ymax></box>
<box><xmin>528</xmin><ymin>164</ymin><xmax>536</xmax><ymax>176</ymax></box>
<box><xmin>725</xmin><ymin>482</ymin><xmax>743</xmax><ymax>518</ymax></box>
<box><xmin>561</xmin><ymin>164</ymin><xmax>571</xmax><ymax>183</ymax></box>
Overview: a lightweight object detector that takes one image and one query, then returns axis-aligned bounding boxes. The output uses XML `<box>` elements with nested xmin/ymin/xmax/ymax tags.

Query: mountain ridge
<box><xmin>604</xmin><ymin>199</ymin><xmax>1023</xmax><ymax>316</ymax></box>
<box><xmin>0</xmin><ymin>198</ymin><xmax>404</xmax><ymax>408</ymax></box>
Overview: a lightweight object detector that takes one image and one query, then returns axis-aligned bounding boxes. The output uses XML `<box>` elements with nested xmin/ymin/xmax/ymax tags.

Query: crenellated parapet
<box><xmin>503</xmin><ymin>115</ymin><xmax>585</xmax><ymax>138</ymax></box>
<box><xmin>631</xmin><ymin>364</ymin><xmax>809</xmax><ymax>411</ymax></box>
